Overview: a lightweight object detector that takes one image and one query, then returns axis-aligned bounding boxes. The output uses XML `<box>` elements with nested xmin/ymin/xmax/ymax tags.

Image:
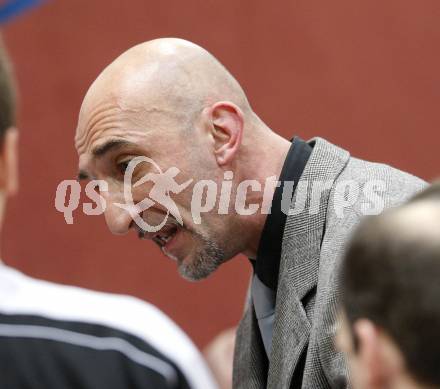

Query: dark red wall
<box><xmin>3</xmin><ymin>0</ymin><xmax>439</xmax><ymax>347</ymax></box>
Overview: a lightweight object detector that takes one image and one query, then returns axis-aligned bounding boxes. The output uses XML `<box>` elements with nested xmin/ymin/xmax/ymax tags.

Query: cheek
<box><xmin>172</xmin><ymin>183</ymin><xmax>195</xmax><ymax>214</ymax></box>
<box><xmin>131</xmin><ymin>182</ymin><xmax>155</xmax><ymax>202</ymax></box>
<box><xmin>102</xmin><ymin>181</ymin><xmax>125</xmax><ymax>203</ymax></box>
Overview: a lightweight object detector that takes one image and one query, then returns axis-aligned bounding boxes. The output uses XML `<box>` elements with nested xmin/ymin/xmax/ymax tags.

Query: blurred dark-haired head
<box><xmin>337</xmin><ymin>182</ymin><xmax>440</xmax><ymax>389</ymax></box>
<box><xmin>0</xmin><ymin>36</ymin><xmax>16</xmax><ymax>140</ymax></box>
<box><xmin>0</xmin><ymin>36</ymin><xmax>19</xmax><ymax>231</ymax></box>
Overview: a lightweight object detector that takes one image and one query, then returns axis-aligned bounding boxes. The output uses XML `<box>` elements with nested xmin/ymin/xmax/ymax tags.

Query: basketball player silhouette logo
<box><xmin>115</xmin><ymin>156</ymin><xmax>193</xmax><ymax>232</ymax></box>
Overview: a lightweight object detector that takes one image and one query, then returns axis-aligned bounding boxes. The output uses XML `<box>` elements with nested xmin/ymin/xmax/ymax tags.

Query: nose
<box><xmin>101</xmin><ymin>191</ymin><xmax>133</xmax><ymax>235</ymax></box>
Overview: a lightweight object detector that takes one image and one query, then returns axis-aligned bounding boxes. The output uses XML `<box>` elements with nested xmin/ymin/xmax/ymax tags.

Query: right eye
<box><xmin>117</xmin><ymin>159</ymin><xmax>131</xmax><ymax>176</ymax></box>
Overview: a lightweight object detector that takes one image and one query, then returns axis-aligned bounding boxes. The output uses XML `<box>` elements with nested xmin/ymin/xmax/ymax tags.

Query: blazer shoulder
<box><xmin>337</xmin><ymin>156</ymin><xmax>427</xmax><ymax>204</ymax></box>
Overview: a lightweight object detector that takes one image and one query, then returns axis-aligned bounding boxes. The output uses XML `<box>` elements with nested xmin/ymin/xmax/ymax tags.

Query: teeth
<box><xmin>153</xmin><ymin>226</ymin><xmax>177</xmax><ymax>247</ymax></box>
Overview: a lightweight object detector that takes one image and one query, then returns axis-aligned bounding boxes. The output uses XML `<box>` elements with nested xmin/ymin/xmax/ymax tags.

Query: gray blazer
<box><xmin>233</xmin><ymin>137</ymin><xmax>426</xmax><ymax>389</ymax></box>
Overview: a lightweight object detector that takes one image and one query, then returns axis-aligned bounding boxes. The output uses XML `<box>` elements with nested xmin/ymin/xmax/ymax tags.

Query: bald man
<box><xmin>75</xmin><ymin>38</ymin><xmax>426</xmax><ymax>388</ymax></box>
<box><xmin>338</xmin><ymin>182</ymin><xmax>440</xmax><ymax>389</ymax></box>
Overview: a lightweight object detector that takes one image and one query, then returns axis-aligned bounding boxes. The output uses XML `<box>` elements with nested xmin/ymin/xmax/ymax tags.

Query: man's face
<box><xmin>75</xmin><ymin>98</ymin><xmax>243</xmax><ymax>281</ymax></box>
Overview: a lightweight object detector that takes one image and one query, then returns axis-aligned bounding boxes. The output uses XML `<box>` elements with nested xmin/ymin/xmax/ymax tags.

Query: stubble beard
<box><xmin>177</xmin><ymin>230</ymin><xmax>226</xmax><ymax>282</ymax></box>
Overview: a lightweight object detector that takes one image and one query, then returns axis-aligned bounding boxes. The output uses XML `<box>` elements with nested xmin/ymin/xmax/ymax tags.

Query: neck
<box><xmin>239</xmin><ymin>123</ymin><xmax>292</xmax><ymax>258</ymax></box>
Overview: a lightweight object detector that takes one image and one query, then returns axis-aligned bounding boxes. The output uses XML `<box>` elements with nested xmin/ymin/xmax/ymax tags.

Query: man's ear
<box><xmin>0</xmin><ymin>127</ymin><xmax>19</xmax><ymax>196</ymax></box>
<box><xmin>354</xmin><ymin>319</ymin><xmax>391</xmax><ymax>388</ymax></box>
<box><xmin>206</xmin><ymin>101</ymin><xmax>244</xmax><ymax>166</ymax></box>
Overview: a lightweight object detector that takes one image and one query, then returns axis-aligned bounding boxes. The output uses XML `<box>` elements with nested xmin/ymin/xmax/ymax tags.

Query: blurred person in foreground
<box><xmin>338</xmin><ymin>182</ymin><xmax>440</xmax><ymax>389</ymax></box>
<box><xmin>0</xmin><ymin>39</ymin><xmax>216</xmax><ymax>389</ymax></box>
<box><xmin>74</xmin><ymin>38</ymin><xmax>426</xmax><ymax>388</ymax></box>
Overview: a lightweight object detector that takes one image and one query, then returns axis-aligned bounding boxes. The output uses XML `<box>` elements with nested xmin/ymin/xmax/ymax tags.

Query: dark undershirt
<box><xmin>254</xmin><ymin>136</ymin><xmax>313</xmax><ymax>292</ymax></box>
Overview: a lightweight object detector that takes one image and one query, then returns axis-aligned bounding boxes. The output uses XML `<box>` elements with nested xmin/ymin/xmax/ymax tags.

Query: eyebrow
<box><xmin>91</xmin><ymin>139</ymin><xmax>133</xmax><ymax>158</ymax></box>
<box><xmin>77</xmin><ymin>139</ymin><xmax>135</xmax><ymax>181</ymax></box>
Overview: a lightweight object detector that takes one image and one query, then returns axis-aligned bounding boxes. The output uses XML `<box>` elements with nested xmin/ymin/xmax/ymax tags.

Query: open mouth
<box><xmin>137</xmin><ymin>219</ymin><xmax>180</xmax><ymax>249</ymax></box>
<box><xmin>152</xmin><ymin>223</ymin><xmax>179</xmax><ymax>248</ymax></box>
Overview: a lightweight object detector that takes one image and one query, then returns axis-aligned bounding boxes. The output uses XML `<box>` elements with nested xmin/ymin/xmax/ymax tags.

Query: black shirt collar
<box><xmin>254</xmin><ymin>137</ymin><xmax>313</xmax><ymax>291</ymax></box>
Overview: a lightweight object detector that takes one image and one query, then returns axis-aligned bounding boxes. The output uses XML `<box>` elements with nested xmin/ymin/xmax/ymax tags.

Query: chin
<box><xmin>176</xmin><ymin>243</ymin><xmax>226</xmax><ymax>282</ymax></box>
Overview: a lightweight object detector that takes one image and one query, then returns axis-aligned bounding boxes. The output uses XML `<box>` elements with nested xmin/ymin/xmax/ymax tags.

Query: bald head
<box><xmin>76</xmin><ymin>38</ymin><xmax>251</xmax><ymax>150</ymax></box>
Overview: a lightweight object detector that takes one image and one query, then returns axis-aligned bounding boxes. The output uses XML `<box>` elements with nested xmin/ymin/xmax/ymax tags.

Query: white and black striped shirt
<box><xmin>0</xmin><ymin>263</ymin><xmax>217</xmax><ymax>389</ymax></box>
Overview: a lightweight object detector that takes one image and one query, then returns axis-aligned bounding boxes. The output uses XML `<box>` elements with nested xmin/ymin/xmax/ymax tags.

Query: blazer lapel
<box><xmin>267</xmin><ymin>138</ymin><xmax>350</xmax><ymax>388</ymax></box>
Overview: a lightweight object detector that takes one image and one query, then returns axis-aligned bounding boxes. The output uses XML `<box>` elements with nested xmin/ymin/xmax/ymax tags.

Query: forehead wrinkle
<box><xmin>77</xmin><ymin>106</ymin><xmax>143</xmax><ymax>156</ymax></box>
<box><xmin>84</xmin><ymin>122</ymin><xmax>124</xmax><ymax>153</ymax></box>
<box><xmin>77</xmin><ymin>118</ymin><xmax>123</xmax><ymax>156</ymax></box>
<box><xmin>87</xmin><ymin>127</ymin><xmax>149</xmax><ymax>158</ymax></box>
<box><xmin>78</xmin><ymin>108</ymin><xmax>152</xmax><ymax>157</ymax></box>
<box><xmin>85</xmin><ymin>106</ymin><xmax>151</xmax><ymax>150</ymax></box>
<box><xmin>79</xmin><ymin>98</ymin><xmax>146</xmax><ymax>141</ymax></box>
<box><xmin>84</xmin><ymin>114</ymin><xmax>124</xmax><ymax>147</ymax></box>
<box><xmin>76</xmin><ymin>105</ymin><xmax>121</xmax><ymax>149</ymax></box>
<box><xmin>77</xmin><ymin>102</ymin><xmax>116</xmax><ymax>139</ymax></box>
<box><xmin>85</xmin><ymin>105</ymin><xmax>120</xmax><ymax>136</ymax></box>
